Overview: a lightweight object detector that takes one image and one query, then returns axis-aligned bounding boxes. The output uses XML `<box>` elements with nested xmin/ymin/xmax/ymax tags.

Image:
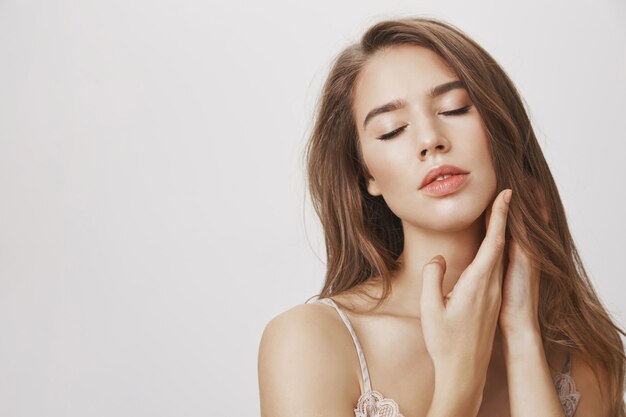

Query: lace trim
<box><xmin>553</xmin><ymin>372</ymin><xmax>581</xmax><ymax>417</ymax></box>
<box><xmin>354</xmin><ymin>375</ymin><xmax>580</xmax><ymax>417</ymax></box>
<box><xmin>355</xmin><ymin>390</ymin><xmax>404</xmax><ymax>417</ymax></box>
<box><xmin>314</xmin><ymin>297</ymin><xmax>580</xmax><ymax>417</ymax></box>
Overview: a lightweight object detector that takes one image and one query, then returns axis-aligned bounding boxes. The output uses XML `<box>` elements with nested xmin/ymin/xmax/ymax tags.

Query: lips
<box><xmin>419</xmin><ymin>164</ymin><xmax>470</xmax><ymax>189</ymax></box>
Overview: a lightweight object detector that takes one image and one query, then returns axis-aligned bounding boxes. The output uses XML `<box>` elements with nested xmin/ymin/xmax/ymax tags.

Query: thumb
<box><xmin>421</xmin><ymin>255</ymin><xmax>447</xmax><ymax>315</ymax></box>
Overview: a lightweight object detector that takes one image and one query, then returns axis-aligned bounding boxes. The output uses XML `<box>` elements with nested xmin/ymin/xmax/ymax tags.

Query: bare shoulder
<box><xmin>567</xmin><ymin>350</ymin><xmax>612</xmax><ymax>417</ymax></box>
<box><xmin>258</xmin><ymin>302</ymin><xmax>361</xmax><ymax>417</ymax></box>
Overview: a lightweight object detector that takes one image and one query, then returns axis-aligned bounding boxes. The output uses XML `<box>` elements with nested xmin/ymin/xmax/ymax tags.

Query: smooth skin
<box><xmin>258</xmin><ymin>45</ymin><xmax>610</xmax><ymax>417</ymax></box>
<box><xmin>419</xmin><ymin>189</ymin><xmax>512</xmax><ymax>417</ymax></box>
<box><xmin>258</xmin><ymin>191</ymin><xmax>512</xmax><ymax>417</ymax></box>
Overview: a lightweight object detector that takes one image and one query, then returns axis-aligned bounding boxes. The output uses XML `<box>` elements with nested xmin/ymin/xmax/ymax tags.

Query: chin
<box><xmin>402</xmin><ymin>206</ymin><xmax>485</xmax><ymax>233</ymax></box>
<box><xmin>393</xmin><ymin>187</ymin><xmax>495</xmax><ymax>233</ymax></box>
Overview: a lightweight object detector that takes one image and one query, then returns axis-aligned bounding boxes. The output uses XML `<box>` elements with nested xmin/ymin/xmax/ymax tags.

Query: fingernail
<box><xmin>504</xmin><ymin>189</ymin><xmax>512</xmax><ymax>204</ymax></box>
<box><xmin>427</xmin><ymin>255</ymin><xmax>443</xmax><ymax>265</ymax></box>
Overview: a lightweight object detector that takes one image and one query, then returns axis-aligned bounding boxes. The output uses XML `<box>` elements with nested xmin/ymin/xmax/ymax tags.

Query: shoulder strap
<box><xmin>553</xmin><ymin>351</ymin><xmax>581</xmax><ymax>416</ymax></box>
<box><xmin>314</xmin><ymin>297</ymin><xmax>373</xmax><ymax>394</ymax></box>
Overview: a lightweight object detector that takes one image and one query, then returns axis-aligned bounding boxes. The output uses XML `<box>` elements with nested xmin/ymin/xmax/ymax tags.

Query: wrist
<box><xmin>427</xmin><ymin>383</ymin><xmax>482</xmax><ymax>417</ymax></box>
<box><xmin>431</xmin><ymin>366</ymin><xmax>484</xmax><ymax>413</ymax></box>
<box><xmin>501</xmin><ymin>326</ymin><xmax>543</xmax><ymax>364</ymax></box>
<box><xmin>500</xmin><ymin>322</ymin><xmax>541</xmax><ymax>341</ymax></box>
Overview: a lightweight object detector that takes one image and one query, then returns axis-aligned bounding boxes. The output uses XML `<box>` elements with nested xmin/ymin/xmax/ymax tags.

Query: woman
<box><xmin>258</xmin><ymin>16</ymin><xmax>625</xmax><ymax>417</ymax></box>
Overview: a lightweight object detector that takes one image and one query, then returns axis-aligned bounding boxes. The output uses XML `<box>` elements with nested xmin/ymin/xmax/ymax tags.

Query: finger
<box><xmin>421</xmin><ymin>255</ymin><xmax>447</xmax><ymax>315</ymax></box>
<box><xmin>472</xmin><ymin>189</ymin><xmax>512</xmax><ymax>273</ymax></box>
<box><xmin>493</xmin><ymin>240</ymin><xmax>505</xmax><ymax>287</ymax></box>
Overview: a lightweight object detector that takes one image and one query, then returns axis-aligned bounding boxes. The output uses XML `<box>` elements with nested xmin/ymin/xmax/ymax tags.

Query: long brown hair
<box><xmin>303</xmin><ymin>16</ymin><xmax>625</xmax><ymax>415</ymax></box>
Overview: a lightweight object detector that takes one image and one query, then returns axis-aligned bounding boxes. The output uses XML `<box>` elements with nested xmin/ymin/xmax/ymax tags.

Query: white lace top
<box><xmin>312</xmin><ymin>297</ymin><xmax>581</xmax><ymax>417</ymax></box>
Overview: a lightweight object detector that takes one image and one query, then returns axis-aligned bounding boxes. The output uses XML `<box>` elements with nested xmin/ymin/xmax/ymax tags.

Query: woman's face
<box><xmin>353</xmin><ymin>44</ymin><xmax>497</xmax><ymax>232</ymax></box>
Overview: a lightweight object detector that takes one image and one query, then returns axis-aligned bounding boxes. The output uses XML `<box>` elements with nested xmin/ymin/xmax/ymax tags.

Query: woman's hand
<box><xmin>420</xmin><ymin>189</ymin><xmax>512</xmax><ymax>390</ymax></box>
<box><xmin>498</xmin><ymin>237</ymin><xmax>541</xmax><ymax>335</ymax></box>
<box><xmin>498</xmin><ymin>182</ymin><xmax>547</xmax><ymax>336</ymax></box>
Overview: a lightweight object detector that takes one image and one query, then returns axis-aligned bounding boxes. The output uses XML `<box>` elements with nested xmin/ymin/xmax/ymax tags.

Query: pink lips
<box><xmin>419</xmin><ymin>164</ymin><xmax>470</xmax><ymax>189</ymax></box>
<box><xmin>420</xmin><ymin>173</ymin><xmax>469</xmax><ymax>197</ymax></box>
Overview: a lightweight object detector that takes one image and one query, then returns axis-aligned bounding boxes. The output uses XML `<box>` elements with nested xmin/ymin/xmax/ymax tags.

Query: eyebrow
<box><xmin>362</xmin><ymin>79</ymin><xmax>466</xmax><ymax>130</ymax></box>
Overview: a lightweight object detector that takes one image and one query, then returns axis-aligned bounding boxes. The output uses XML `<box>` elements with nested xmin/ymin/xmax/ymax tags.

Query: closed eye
<box><xmin>441</xmin><ymin>105</ymin><xmax>471</xmax><ymax>116</ymax></box>
<box><xmin>376</xmin><ymin>106</ymin><xmax>472</xmax><ymax>141</ymax></box>
<box><xmin>377</xmin><ymin>124</ymin><xmax>408</xmax><ymax>140</ymax></box>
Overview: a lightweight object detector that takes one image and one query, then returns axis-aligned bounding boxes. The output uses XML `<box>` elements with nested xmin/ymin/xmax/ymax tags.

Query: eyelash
<box><xmin>376</xmin><ymin>106</ymin><xmax>472</xmax><ymax>141</ymax></box>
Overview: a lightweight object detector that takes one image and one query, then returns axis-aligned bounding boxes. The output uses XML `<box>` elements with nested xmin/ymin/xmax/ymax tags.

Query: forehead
<box><xmin>353</xmin><ymin>45</ymin><xmax>459</xmax><ymax>120</ymax></box>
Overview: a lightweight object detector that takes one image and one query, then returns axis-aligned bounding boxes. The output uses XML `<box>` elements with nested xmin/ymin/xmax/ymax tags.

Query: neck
<box><xmin>386</xmin><ymin>211</ymin><xmax>486</xmax><ymax>319</ymax></box>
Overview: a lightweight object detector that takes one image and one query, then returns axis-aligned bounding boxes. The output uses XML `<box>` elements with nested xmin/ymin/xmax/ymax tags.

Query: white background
<box><xmin>0</xmin><ymin>0</ymin><xmax>624</xmax><ymax>415</ymax></box>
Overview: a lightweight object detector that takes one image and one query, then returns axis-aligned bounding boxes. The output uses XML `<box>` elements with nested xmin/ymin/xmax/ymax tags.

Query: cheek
<box><xmin>476</xmin><ymin>140</ymin><xmax>497</xmax><ymax>187</ymax></box>
<box><xmin>363</xmin><ymin>145</ymin><xmax>416</xmax><ymax>192</ymax></box>
<box><xmin>369</xmin><ymin>160</ymin><xmax>403</xmax><ymax>186</ymax></box>
<box><xmin>476</xmin><ymin>122</ymin><xmax>495</xmax><ymax>170</ymax></box>
<box><xmin>362</xmin><ymin>151</ymin><xmax>421</xmax><ymax>219</ymax></box>
<box><xmin>457</xmin><ymin>121</ymin><xmax>496</xmax><ymax>180</ymax></box>
<box><xmin>458</xmin><ymin>139</ymin><xmax>498</xmax><ymax>212</ymax></box>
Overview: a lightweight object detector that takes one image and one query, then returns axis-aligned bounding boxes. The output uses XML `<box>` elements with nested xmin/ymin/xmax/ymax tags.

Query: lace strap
<box><xmin>554</xmin><ymin>351</ymin><xmax>581</xmax><ymax>417</ymax></box>
<box><xmin>314</xmin><ymin>298</ymin><xmax>373</xmax><ymax>394</ymax></box>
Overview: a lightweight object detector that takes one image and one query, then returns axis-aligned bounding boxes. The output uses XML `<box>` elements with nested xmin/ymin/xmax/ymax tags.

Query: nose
<box><xmin>417</xmin><ymin>122</ymin><xmax>450</xmax><ymax>161</ymax></box>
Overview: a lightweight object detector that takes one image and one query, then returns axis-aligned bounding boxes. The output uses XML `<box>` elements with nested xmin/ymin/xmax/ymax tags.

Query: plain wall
<box><xmin>0</xmin><ymin>0</ymin><xmax>624</xmax><ymax>415</ymax></box>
